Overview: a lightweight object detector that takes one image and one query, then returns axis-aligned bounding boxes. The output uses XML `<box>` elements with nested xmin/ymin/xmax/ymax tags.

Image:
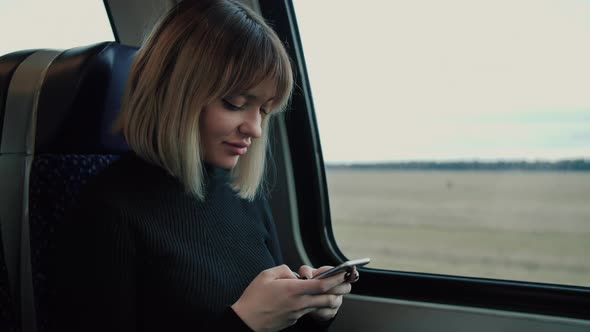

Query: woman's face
<box><xmin>200</xmin><ymin>79</ymin><xmax>276</xmax><ymax>169</ymax></box>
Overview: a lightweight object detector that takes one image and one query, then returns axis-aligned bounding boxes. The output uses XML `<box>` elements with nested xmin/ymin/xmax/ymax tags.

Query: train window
<box><xmin>0</xmin><ymin>0</ymin><xmax>114</xmax><ymax>56</ymax></box>
<box><xmin>292</xmin><ymin>0</ymin><xmax>590</xmax><ymax>287</ymax></box>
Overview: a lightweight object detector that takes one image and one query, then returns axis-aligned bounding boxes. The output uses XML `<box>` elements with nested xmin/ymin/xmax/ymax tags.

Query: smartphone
<box><xmin>312</xmin><ymin>258</ymin><xmax>370</xmax><ymax>280</ymax></box>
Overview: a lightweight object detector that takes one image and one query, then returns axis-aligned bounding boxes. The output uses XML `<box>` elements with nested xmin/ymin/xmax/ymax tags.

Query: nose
<box><xmin>238</xmin><ymin>109</ymin><xmax>262</xmax><ymax>139</ymax></box>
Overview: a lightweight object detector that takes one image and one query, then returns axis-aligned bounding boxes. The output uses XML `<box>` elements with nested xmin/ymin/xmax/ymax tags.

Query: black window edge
<box><xmin>258</xmin><ymin>0</ymin><xmax>590</xmax><ymax>321</ymax></box>
<box><xmin>102</xmin><ymin>0</ymin><xmax>121</xmax><ymax>43</ymax></box>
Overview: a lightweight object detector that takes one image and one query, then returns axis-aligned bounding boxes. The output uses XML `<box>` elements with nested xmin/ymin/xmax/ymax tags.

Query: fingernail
<box><xmin>293</xmin><ymin>272</ymin><xmax>301</xmax><ymax>279</ymax></box>
<box><xmin>344</xmin><ymin>272</ymin><xmax>351</xmax><ymax>281</ymax></box>
<box><xmin>353</xmin><ymin>273</ymin><xmax>359</xmax><ymax>282</ymax></box>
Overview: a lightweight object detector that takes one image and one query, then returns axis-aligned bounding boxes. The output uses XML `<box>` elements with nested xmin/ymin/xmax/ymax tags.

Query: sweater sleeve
<box><xmin>218</xmin><ymin>307</ymin><xmax>254</xmax><ymax>331</ymax></box>
<box><xmin>51</xmin><ymin>195</ymin><xmax>137</xmax><ymax>332</ymax></box>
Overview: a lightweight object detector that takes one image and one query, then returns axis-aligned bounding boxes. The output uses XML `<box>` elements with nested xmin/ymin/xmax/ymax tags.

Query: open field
<box><xmin>325</xmin><ymin>169</ymin><xmax>590</xmax><ymax>287</ymax></box>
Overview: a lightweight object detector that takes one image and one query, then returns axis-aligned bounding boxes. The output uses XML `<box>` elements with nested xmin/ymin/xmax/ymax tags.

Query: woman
<box><xmin>52</xmin><ymin>0</ymin><xmax>358</xmax><ymax>331</ymax></box>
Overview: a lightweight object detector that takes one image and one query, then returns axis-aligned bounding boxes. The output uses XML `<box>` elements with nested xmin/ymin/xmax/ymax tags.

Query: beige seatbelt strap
<box><xmin>1</xmin><ymin>49</ymin><xmax>62</xmax><ymax>332</ymax></box>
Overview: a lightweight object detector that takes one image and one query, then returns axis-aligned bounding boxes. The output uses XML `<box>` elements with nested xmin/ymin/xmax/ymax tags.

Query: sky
<box><xmin>293</xmin><ymin>0</ymin><xmax>590</xmax><ymax>162</ymax></box>
<box><xmin>1</xmin><ymin>1</ymin><xmax>588</xmax><ymax>163</ymax></box>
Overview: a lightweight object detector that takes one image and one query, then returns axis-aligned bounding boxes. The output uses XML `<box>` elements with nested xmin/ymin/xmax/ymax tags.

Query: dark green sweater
<box><xmin>51</xmin><ymin>153</ymin><xmax>330</xmax><ymax>331</ymax></box>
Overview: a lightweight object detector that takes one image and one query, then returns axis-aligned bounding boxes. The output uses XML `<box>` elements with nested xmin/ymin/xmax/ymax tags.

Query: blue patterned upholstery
<box><xmin>29</xmin><ymin>154</ymin><xmax>120</xmax><ymax>332</ymax></box>
<box><xmin>0</xmin><ymin>225</ymin><xmax>19</xmax><ymax>332</ymax></box>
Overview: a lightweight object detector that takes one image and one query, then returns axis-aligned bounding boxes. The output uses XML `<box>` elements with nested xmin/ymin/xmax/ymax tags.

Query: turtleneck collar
<box><xmin>203</xmin><ymin>162</ymin><xmax>231</xmax><ymax>183</ymax></box>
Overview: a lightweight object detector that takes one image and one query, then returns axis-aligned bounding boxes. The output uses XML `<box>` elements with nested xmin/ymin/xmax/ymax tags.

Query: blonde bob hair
<box><xmin>115</xmin><ymin>0</ymin><xmax>293</xmax><ymax>201</ymax></box>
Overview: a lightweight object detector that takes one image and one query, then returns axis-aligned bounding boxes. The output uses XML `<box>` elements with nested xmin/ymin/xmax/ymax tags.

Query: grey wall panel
<box><xmin>331</xmin><ymin>295</ymin><xmax>590</xmax><ymax>331</ymax></box>
<box><xmin>105</xmin><ymin>0</ymin><xmax>175</xmax><ymax>47</ymax></box>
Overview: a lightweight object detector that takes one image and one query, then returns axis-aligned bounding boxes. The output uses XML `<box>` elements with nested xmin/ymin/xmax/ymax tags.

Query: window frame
<box><xmin>102</xmin><ymin>0</ymin><xmax>121</xmax><ymax>42</ymax></box>
<box><xmin>259</xmin><ymin>0</ymin><xmax>590</xmax><ymax>320</ymax></box>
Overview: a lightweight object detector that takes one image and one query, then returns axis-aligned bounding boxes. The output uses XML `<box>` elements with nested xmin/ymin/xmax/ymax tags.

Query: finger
<box><xmin>298</xmin><ymin>265</ymin><xmax>315</xmax><ymax>279</ymax></box>
<box><xmin>265</xmin><ymin>264</ymin><xmax>299</xmax><ymax>280</ymax></box>
<box><xmin>311</xmin><ymin>265</ymin><xmax>334</xmax><ymax>278</ymax></box>
<box><xmin>325</xmin><ymin>282</ymin><xmax>351</xmax><ymax>295</ymax></box>
<box><xmin>320</xmin><ymin>271</ymin><xmax>349</xmax><ymax>291</ymax></box>
<box><xmin>304</xmin><ymin>294</ymin><xmax>342</xmax><ymax>310</ymax></box>
<box><xmin>283</xmin><ymin>268</ymin><xmax>349</xmax><ymax>295</ymax></box>
<box><xmin>294</xmin><ymin>273</ymin><xmax>343</xmax><ymax>295</ymax></box>
<box><xmin>311</xmin><ymin>308</ymin><xmax>338</xmax><ymax>321</ymax></box>
<box><xmin>294</xmin><ymin>306</ymin><xmax>317</xmax><ymax>318</ymax></box>
<box><xmin>346</xmin><ymin>268</ymin><xmax>360</xmax><ymax>283</ymax></box>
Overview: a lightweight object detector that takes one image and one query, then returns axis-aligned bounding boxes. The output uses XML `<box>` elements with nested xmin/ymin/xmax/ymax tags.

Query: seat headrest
<box><xmin>36</xmin><ymin>42</ymin><xmax>138</xmax><ymax>154</ymax></box>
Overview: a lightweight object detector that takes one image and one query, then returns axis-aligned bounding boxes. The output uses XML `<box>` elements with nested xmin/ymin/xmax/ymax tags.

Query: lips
<box><xmin>223</xmin><ymin>141</ymin><xmax>250</xmax><ymax>156</ymax></box>
<box><xmin>226</xmin><ymin>141</ymin><xmax>250</xmax><ymax>148</ymax></box>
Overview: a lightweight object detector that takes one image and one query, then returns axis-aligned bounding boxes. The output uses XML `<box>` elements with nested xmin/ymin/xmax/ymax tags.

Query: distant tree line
<box><xmin>325</xmin><ymin>159</ymin><xmax>590</xmax><ymax>171</ymax></box>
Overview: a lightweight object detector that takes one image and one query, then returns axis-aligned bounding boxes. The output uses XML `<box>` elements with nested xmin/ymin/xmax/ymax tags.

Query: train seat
<box><xmin>32</xmin><ymin>41</ymin><xmax>137</xmax><ymax>332</ymax></box>
<box><xmin>0</xmin><ymin>42</ymin><xmax>137</xmax><ymax>332</ymax></box>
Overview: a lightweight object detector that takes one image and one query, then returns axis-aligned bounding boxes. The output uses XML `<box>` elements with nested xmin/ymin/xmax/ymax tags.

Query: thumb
<box><xmin>298</xmin><ymin>265</ymin><xmax>315</xmax><ymax>279</ymax></box>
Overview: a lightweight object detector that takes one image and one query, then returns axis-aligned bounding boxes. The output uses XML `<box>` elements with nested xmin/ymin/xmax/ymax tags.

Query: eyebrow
<box><xmin>241</xmin><ymin>94</ymin><xmax>275</xmax><ymax>103</ymax></box>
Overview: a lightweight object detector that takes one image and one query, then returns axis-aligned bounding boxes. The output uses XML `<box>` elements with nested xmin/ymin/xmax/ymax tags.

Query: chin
<box><xmin>212</xmin><ymin>157</ymin><xmax>239</xmax><ymax>170</ymax></box>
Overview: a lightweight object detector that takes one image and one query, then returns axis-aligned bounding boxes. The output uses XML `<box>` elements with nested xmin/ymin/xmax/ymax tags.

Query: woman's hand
<box><xmin>297</xmin><ymin>265</ymin><xmax>359</xmax><ymax>321</ymax></box>
<box><xmin>231</xmin><ymin>264</ymin><xmax>347</xmax><ymax>332</ymax></box>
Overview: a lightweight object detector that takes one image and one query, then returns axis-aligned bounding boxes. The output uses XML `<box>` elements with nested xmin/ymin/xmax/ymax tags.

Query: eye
<box><xmin>222</xmin><ymin>99</ymin><xmax>243</xmax><ymax>111</ymax></box>
<box><xmin>260</xmin><ymin>108</ymin><xmax>269</xmax><ymax>115</ymax></box>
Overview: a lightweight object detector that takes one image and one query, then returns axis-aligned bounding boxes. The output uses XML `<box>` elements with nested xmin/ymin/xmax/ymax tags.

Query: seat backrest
<box><xmin>1</xmin><ymin>41</ymin><xmax>137</xmax><ymax>332</ymax></box>
<box><xmin>28</xmin><ymin>41</ymin><xmax>137</xmax><ymax>332</ymax></box>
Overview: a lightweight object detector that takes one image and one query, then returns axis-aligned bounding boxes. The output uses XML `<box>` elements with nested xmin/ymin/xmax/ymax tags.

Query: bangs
<box><xmin>215</xmin><ymin>21</ymin><xmax>293</xmax><ymax>112</ymax></box>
